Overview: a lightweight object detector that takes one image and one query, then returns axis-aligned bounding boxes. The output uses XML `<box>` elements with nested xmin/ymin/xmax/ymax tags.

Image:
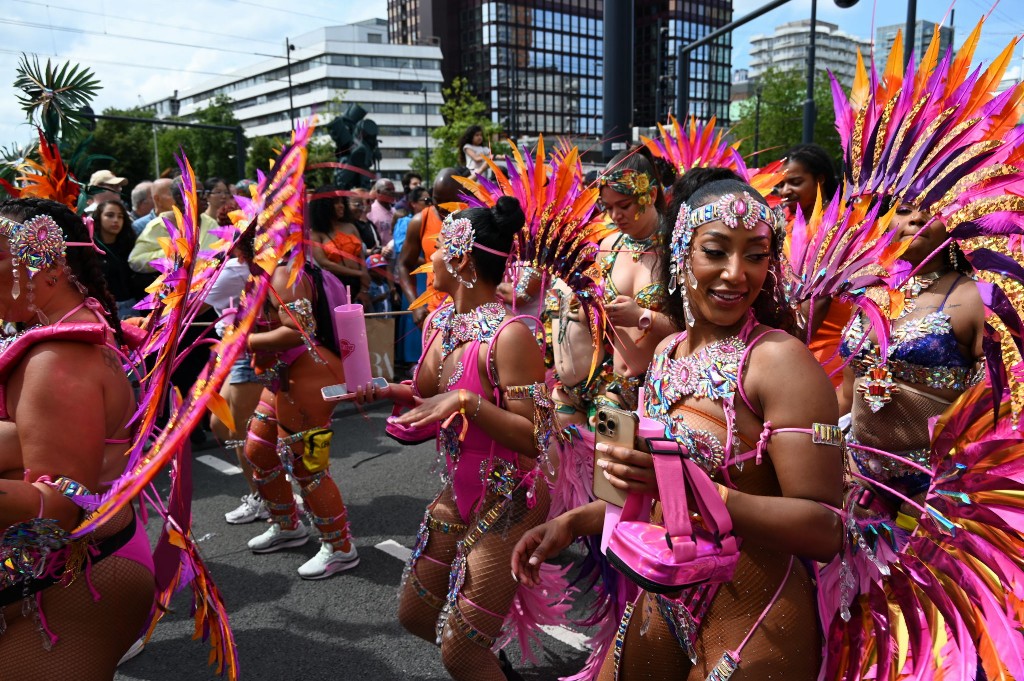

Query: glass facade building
<box><xmin>388</xmin><ymin>0</ymin><xmax>734</xmax><ymax>140</ymax></box>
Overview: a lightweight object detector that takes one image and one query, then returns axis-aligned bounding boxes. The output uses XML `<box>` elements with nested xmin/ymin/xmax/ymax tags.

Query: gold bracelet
<box><xmin>717</xmin><ymin>483</ymin><xmax>730</xmax><ymax>505</ymax></box>
<box><xmin>471</xmin><ymin>393</ymin><xmax>483</xmax><ymax>420</ymax></box>
<box><xmin>458</xmin><ymin>389</ymin><xmax>468</xmax><ymax>415</ymax></box>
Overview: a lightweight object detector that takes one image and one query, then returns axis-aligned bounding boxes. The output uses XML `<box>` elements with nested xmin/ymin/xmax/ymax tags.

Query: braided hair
<box><xmin>0</xmin><ymin>197</ymin><xmax>125</xmax><ymax>345</ymax></box>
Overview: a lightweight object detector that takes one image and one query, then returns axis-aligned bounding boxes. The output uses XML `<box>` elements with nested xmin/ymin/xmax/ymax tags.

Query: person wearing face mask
<box><xmin>513</xmin><ymin>180</ymin><xmax>844</xmax><ymax>681</ymax></box>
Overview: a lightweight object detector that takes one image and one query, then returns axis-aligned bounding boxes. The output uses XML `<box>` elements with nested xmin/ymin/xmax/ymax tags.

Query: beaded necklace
<box><xmin>621</xmin><ymin>230</ymin><xmax>662</xmax><ymax>263</ymax></box>
<box><xmin>894</xmin><ymin>270</ymin><xmax>945</xmax><ymax>319</ymax></box>
<box><xmin>645</xmin><ymin>316</ymin><xmax>755</xmax><ymax>473</ymax></box>
<box><xmin>431</xmin><ymin>301</ymin><xmax>506</xmax><ymax>391</ymax></box>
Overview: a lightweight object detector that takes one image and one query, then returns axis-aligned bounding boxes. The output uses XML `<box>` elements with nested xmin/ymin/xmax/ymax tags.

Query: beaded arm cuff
<box><xmin>504</xmin><ymin>382</ymin><xmax>559</xmax><ymax>452</ymax></box>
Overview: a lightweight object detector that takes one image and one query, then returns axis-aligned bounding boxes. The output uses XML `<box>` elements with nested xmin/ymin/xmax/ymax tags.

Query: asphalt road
<box><xmin>114</xmin><ymin>403</ymin><xmax>592</xmax><ymax>681</ymax></box>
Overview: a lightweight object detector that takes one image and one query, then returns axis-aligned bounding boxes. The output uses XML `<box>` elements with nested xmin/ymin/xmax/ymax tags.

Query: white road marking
<box><xmin>197</xmin><ymin>455</ymin><xmax>243</xmax><ymax>476</ymax></box>
<box><xmin>539</xmin><ymin>625</ymin><xmax>590</xmax><ymax>652</ymax></box>
<box><xmin>375</xmin><ymin>539</ymin><xmax>591</xmax><ymax>652</ymax></box>
<box><xmin>375</xmin><ymin>539</ymin><xmax>413</xmax><ymax>562</ymax></box>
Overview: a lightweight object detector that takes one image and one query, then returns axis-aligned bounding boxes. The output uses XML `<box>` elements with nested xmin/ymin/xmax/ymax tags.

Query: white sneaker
<box><xmin>297</xmin><ymin>542</ymin><xmax>359</xmax><ymax>580</ymax></box>
<box><xmin>224</xmin><ymin>493</ymin><xmax>270</xmax><ymax>525</ymax></box>
<box><xmin>248</xmin><ymin>523</ymin><xmax>308</xmax><ymax>553</ymax></box>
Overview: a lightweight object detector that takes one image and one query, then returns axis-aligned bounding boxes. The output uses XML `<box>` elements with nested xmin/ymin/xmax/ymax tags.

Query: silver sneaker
<box><xmin>224</xmin><ymin>493</ymin><xmax>270</xmax><ymax>525</ymax></box>
<box><xmin>248</xmin><ymin>523</ymin><xmax>308</xmax><ymax>553</ymax></box>
<box><xmin>297</xmin><ymin>542</ymin><xmax>359</xmax><ymax>580</ymax></box>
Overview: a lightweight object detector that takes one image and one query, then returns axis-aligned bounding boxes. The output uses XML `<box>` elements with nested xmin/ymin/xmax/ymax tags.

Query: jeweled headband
<box><xmin>439</xmin><ymin>214</ymin><xmax>510</xmax><ymax>263</ymax></box>
<box><xmin>597</xmin><ymin>168</ymin><xmax>655</xmax><ymax>213</ymax></box>
<box><xmin>0</xmin><ymin>214</ymin><xmax>97</xmax><ymax>299</ymax></box>
<box><xmin>668</xmin><ymin>191</ymin><xmax>783</xmax><ymax>293</ymax></box>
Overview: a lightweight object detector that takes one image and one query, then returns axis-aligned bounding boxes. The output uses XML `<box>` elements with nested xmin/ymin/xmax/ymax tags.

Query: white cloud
<box><xmin>0</xmin><ymin>0</ymin><xmax>387</xmax><ymax>150</ymax></box>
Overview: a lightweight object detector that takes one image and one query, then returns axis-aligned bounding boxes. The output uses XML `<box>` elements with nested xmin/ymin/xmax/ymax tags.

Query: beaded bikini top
<box><xmin>644</xmin><ymin>322</ymin><xmax>752</xmax><ymax>475</ymax></box>
<box><xmin>431</xmin><ymin>301</ymin><xmax>506</xmax><ymax>362</ymax></box>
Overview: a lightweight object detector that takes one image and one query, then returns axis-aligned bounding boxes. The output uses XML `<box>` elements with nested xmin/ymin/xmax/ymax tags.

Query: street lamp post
<box><xmin>285</xmin><ymin>38</ymin><xmax>296</xmax><ymax>133</ymax></box>
<box><xmin>423</xmin><ymin>87</ymin><xmax>430</xmax><ymax>183</ymax></box>
<box><xmin>802</xmin><ymin>0</ymin><xmax>818</xmax><ymax>144</ymax></box>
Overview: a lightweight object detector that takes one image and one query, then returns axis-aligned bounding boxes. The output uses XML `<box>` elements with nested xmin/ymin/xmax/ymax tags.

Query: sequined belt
<box><xmin>848</xmin><ymin>438</ymin><xmax>931</xmax><ymax>483</ymax></box>
<box><xmin>850</xmin><ymin>356</ymin><xmax>974</xmax><ymax>393</ymax></box>
<box><xmin>0</xmin><ymin>507</ymin><xmax>137</xmax><ymax>608</ymax></box>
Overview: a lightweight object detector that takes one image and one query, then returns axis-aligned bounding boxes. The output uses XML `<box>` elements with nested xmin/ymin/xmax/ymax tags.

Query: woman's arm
<box><xmin>733</xmin><ymin>335</ymin><xmax>844</xmax><ymax>562</ymax></box>
<box><xmin>2</xmin><ymin>342</ymin><xmax>109</xmax><ymax>529</ymax></box>
<box><xmin>837</xmin><ymin>365</ymin><xmax>854</xmax><ymax>416</ymax></box>
<box><xmin>394</xmin><ymin>322</ymin><xmax>547</xmax><ymax>457</ymax></box>
<box><xmin>248</xmin><ymin>268</ymin><xmax>312</xmax><ymax>353</ymax></box>
<box><xmin>511</xmin><ymin>500</ymin><xmax>606</xmax><ymax>587</ymax></box>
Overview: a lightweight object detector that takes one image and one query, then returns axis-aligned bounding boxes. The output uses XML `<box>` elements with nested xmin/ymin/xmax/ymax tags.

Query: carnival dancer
<box><xmin>592</xmin><ymin>148</ymin><xmax>674</xmax><ymax>414</ymax></box>
<box><xmin>241</xmin><ymin>242</ymin><xmax>359</xmax><ymax>579</ymax></box>
<box><xmin>513</xmin><ymin>179</ymin><xmax>845</xmax><ymax>681</ymax></box>
<box><xmin>0</xmin><ymin>198</ymin><xmax>156</xmax><ymax>677</ymax></box>
<box><xmin>356</xmin><ymin>196</ymin><xmax>567</xmax><ymax>680</ymax></box>
<box><xmin>794</xmin><ymin>23</ymin><xmax>1024</xmax><ymax>678</ymax></box>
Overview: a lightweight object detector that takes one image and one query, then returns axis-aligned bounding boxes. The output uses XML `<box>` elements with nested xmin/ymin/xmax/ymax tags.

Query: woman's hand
<box><xmin>595</xmin><ymin>442</ymin><xmax>658</xmax><ymax>495</ymax></box>
<box><xmin>605</xmin><ymin>295</ymin><xmax>642</xmax><ymax>328</ymax></box>
<box><xmin>393</xmin><ymin>391</ymin><xmax>461</xmax><ymax>429</ymax></box>
<box><xmin>250</xmin><ymin>349</ymin><xmax>276</xmax><ymax>370</ymax></box>
<box><xmin>511</xmin><ymin>515</ymin><xmax>575</xmax><ymax>587</ymax></box>
<box><xmin>351</xmin><ymin>381</ymin><xmax>411</xmax><ymax>407</ymax></box>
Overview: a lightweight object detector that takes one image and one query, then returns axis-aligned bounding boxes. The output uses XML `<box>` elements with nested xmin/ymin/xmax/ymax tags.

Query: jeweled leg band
<box><xmin>446</xmin><ymin>602</ymin><xmax>496</xmax><ymax>649</ymax></box>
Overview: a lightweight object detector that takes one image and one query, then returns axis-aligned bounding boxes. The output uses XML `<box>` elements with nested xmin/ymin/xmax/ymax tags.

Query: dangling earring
<box><xmin>949</xmin><ymin>244</ymin><xmax>960</xmax><ymax>271</ymax></box>
<box><xmin>682</xmin><ymin>264</ymin><xmax>696</xmax><ymax>327</ymax></box>
<box><xmin>11</xmin><ymin>260</ymin><xmax>20</xmax><ymax>300</ymax></box>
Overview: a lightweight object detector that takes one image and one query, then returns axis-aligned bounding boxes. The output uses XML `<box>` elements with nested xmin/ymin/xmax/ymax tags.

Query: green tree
<box><xmin>245</xmin><ymin>135</ymin><xmax>283</xmax><ymax>180</ymax></box>
<box><xmin>90</xmin><ymin>107</ymin><xmax>160</xmax><ymax>185</ymax></box>
<box><xmin>161</xmin><ymin>95</ymin><xmax>242</xmax><ymax>182</ymax></box>
<box><xmin>731</xmin><ymin>67</ymin><xmax>843</xmax><ymax>166</ymax></box>
<box><xmin>410</xmin><ymin>76</ymin><xmax>504</xmax><ymax>179</ymax></box>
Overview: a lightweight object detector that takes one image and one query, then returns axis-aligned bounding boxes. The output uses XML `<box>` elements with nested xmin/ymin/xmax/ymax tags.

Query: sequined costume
<box><xmin>600</xmin><ymin>317</ymin><xmax>838</xmax><ymax>681</ymax></box>
<box><xmin>789</xmin><ymin>21</ymin><xmax>1024</xmax><ymax>678</ymax></box>
<box><xmin>0</xmin><ymin>300</ymin><xmax>155</xmax><ymax>670</ymax></box>
<box><xmin>595</xmin><ymin>233</ymin><xmax>666</xmax><ymax>412</ymax></box>
<box><xmin>399</xmin><ymin>301</ymin><xmax>570</xmax><ymax>678</ymax></box>
<box><xmin>840</xmin><ymin>277</ymin><xmax>978</xmax><ymax>499</ymax></box>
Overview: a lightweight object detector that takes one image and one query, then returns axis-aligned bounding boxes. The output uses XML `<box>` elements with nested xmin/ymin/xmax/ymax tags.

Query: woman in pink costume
<box><xmin>357</xmin><ymin>197</ymin><xmax>561</xmax><ymax>680</ymax></box>
<box><xmin>514</xmin><ymin>180</ymin><xmax>845</xmax><ymax>681</ymax></box>
<box><xmin>0</xmin><ymin>198</ymin><xmax>155</xmax><ymax>677</ymax></box>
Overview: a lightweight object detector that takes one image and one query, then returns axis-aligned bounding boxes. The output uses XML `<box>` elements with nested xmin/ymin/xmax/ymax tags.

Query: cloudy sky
<box><xmin>1</xmin><ymin>0</ymin><xmax>1021</xmax><ymax>150</ymax></box>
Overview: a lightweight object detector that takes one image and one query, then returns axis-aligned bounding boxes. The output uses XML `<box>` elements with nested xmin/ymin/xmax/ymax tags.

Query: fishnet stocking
<box><xmin>851</xmin><ymin>379</ymin><xmax>949</xmax><ymax>451</ymax></box>
<box><xmin>399</xmin><ymin>479</ymin><xmax>551</xmax><ymax>681</ymax></box>
<box><xmin>0</xmin><ymin>509</ymin><xmax>154</xmax><ymax>680</ymax></box>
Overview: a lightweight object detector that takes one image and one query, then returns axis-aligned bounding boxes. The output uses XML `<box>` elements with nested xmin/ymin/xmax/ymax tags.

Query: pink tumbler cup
<box><xmin>333</xmin><ymin>303</ymin><xmax>372</xmax><ymax>390</ymax></box>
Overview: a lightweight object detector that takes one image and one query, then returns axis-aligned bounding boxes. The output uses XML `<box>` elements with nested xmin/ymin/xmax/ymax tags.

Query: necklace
<box><xmin>895</xmin><ymin>270</ymin><xmax>944</xmax><ymax>319</ymax></box>
<box><xmin>432</xmin><ymin>301</ymin><xmax>506</xmax><ymax>391</ymax></box>
<box><xmin>621</xmin><ymin>230</ymin><xmax>662</xmax><ymax>263</ymax></box>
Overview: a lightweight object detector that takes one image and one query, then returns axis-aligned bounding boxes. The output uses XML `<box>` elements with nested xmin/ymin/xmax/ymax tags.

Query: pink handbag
<box><xmin>606</xmin><ymin>437</ymin><xmax>740</xmax><ymax>594</ymax></box>
<box><xmin>384</xmin><ymin>381</ymin><xmax>437</xmax><ymax>445</ymax></box>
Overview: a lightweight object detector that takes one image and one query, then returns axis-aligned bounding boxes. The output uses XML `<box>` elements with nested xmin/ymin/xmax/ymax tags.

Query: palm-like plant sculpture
<box><xmin>14</xmin><ymin>55</ymin><xmax>101</xmax><ymax>144</ymax></box>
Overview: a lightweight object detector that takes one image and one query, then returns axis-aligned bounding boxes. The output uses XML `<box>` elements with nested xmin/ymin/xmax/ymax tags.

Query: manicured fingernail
<box><xmin>595</xmin><ymin>442</ymin><xmax>609</xmax><ymax>452</ymax></box>
<box><xmin>528</xmin><ymin>556</ymin><xmax>539</xmax><ymax>566</ymax></box>
<box><xmin>602</xmin><ymin>470</ymin><xmax>612</xmax><ymax>481</ymax></box>
<box><xmin>511</xmin><ymin>569</ymin><xmax>519</xmax><ymax>583</ymax></box>
<box><xmin>595</xmin><ymin>458</ymin><xmax>608</xmax><ymax>469</ymax></box>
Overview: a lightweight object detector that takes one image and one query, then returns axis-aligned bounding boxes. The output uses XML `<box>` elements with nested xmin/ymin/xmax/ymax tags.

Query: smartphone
<box><xmin>321</xmin><ymin>377</ymin><xmax>390</xmax><ymax>402</ymax></box>
<box><xmin>593</xmin><ymin>405</ymin><xmax>637</xmax><ymax>507</ymax></box>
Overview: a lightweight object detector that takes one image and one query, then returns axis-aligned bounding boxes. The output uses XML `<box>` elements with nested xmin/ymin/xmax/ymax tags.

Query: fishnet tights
<box><xmin>245</xmin><ymin>393</ymin><xmax>351</xmax><ymax>551</ymax></box>
<box><xmin>399</xmin><ymin>480</ymin><xmax>550</xmax><ymax>681</ymax></box>
<box><xmin>0</xmin><ymin>509</ymin><xmax>154</xmax><ymax>680</ymax></box>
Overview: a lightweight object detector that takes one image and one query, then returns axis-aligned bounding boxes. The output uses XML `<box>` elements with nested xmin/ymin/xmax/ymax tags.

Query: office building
<box><xmin>875</xmin><ymin>20</ymin><xmax>953</xmax><ymax>70</ymax></box>
<box><xmin>387</xmin><ymin>0</ymin><xmax>734</xmax><ymax>141</ymax></box>
<box><xmin>145</xmin><ymin>19</ymin><xmax>444</xmax><ymax>176</ymax></box>
<box><xmin>749</xmin><ymin>20</ymin><xmax>870</xmax><ymax>86</ymax></box>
